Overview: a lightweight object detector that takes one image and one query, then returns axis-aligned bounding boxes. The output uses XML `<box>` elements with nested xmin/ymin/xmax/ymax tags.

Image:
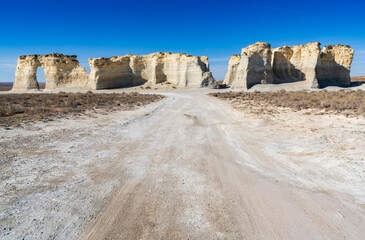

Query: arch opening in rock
<box><xmin>36</xmin><ymin>66</ymin><xmax>46</xmax><ymax>88</ymax></box>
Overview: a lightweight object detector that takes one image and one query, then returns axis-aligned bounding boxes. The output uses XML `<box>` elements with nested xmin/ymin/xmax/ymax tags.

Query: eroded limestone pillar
<box><xmin>12</xmin><ymin>55</ymin><xmax>41</xmax><ymax>91</ymax></box>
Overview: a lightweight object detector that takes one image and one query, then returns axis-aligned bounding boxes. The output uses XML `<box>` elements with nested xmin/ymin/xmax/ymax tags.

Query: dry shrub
<box><xmin>0</xmin><ymin>92</ymin><xmax>164</xmax><ymax>127</ymax></box>
<box><xmin>209</xmin><ymin>90</ymin><xmax>365</xmax><ymax>117</ymax></box>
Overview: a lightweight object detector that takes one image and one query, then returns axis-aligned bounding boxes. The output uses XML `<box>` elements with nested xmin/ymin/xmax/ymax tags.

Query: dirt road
<box><xmin>1</xmin><ymin>90</ymin><xmax>364</xmax><ymax>239</ymax></box>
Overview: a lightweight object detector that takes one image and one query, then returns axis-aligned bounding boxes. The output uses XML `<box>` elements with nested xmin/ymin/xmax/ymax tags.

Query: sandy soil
<box><xmin>1</xmin><ymin>89</ymin><xmax>364</xmax><ymax>239</ymax></box>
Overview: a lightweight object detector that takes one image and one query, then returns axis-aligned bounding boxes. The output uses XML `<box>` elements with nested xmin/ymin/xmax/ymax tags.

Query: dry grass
<box><xmin>209</xmin><ymin>90</ymin><xmax>365</xmax><ymax>117</ymax></box>
<box><xmin>0</xmin><ymin>86</ymin><xmax>13</xmax><ymax>92</ymax></box>
<box><xmin>0</xmin><ymin>83</ymin><xmax>46</xmax><ymax>92</ymax></box>
<box><xmin>0</xmin><ymin>92</ymin><xmax>164</xmax><ymax>128</ymax></box>
<box><xmin>351</xmin><ymin>76</ymin><xmax>365</xmax><ymax>82</ymax></box>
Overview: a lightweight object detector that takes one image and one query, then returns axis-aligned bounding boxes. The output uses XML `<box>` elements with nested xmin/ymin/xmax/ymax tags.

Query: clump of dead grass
<box><xmin>0</xmin><ymin>92</ymin><xmax>164</xmax><ymax>128</ymax></box>
<box><xmin>209</xmin><ymin>90</ymin><xmax>365</xmax><ymax>117</ymax></box>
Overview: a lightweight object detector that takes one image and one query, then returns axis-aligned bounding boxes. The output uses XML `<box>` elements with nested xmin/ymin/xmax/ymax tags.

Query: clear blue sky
<box><xmin>0</xmin><ymin>0</ymin><xmax>364</xmax><ymax>82</ymax></box>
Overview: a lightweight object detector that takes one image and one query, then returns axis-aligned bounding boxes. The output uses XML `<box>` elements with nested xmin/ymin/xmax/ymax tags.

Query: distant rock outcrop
<box><xmin>88</xmin><ymin>52</ymin><xmax>213</xmax><ymax>89</ymax></box>
<box><xmin>12</xmin><ymin>54</ymin><xmax>89</xmax><ymax>91</ymax></box>
<box><xmin>12</xmin><ymin>52</ymin><xmax>217</xmax><ymax>91</ymax></box>
<box><xmin>225</xmin><ymin>42</ymin><xmax>354</xmax><ymax>89</ymax></box>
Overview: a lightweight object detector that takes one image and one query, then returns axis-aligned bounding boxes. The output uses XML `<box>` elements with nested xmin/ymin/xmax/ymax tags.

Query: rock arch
<box><xmin>12</xmin><ymin>53</ymin><xmax>89</xmax><ymax>91</ymax></box>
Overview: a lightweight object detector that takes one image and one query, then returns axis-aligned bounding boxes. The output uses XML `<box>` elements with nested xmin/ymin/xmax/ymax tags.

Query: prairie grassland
<box><xmin>0</xmin><ymin>92</ymin><xmax>164</xmax><ymax>127</ymax></box>
<box><xmin>0</xmin><ymin>83</ymin><xmax>45</xmax><ymax>91</ymax></box>
<box><xmin>351</xmin><ymin>76</ymin><xmax>365</xmax><ymax>82</ymax></box>
<box><xmin>209</xmin><ymin>90</ymin><xmax>365</xmax><ymax>117</ymax></box>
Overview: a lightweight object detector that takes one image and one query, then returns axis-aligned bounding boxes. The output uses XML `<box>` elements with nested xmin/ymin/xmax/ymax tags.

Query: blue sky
<box><xmin>0</xmin><ymin>0</ymin><xmax>364</xmax><ymax>82</ymax></box>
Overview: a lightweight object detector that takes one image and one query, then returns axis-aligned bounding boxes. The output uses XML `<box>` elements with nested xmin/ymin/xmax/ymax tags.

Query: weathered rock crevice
<box><xmin>225</xmin><ymin>42</ymin><xmax>354</xmax><ymax>89</ymax></box>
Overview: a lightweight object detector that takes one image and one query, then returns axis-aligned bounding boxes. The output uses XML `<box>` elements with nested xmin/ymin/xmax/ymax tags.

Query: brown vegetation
<box><xmin>0</xmin><ymin>86</ymin><xmax>12</xmax><ymax>91</ymax></box>
<box><xmin>0</xmin><ymin>92</ymin><xmax>164</xmax><ymax>128</ymax></box>
<box><xmin>0</xmin><ymin>83</ymin><xmax>46</xmax><ymax>91</ymax></box>
<box><xmin>351</xmin><ymin>76</ymin><xmax>365</xmax><ymax>82</ymax></box>
<box><xmin>210</xmin><ymin>90</ymin><xmax>365</xmax><ymax>117</ymax></box>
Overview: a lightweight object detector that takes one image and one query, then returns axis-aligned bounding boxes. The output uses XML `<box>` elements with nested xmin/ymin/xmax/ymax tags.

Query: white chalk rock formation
<box><xmin>272</xmin><ymin>42</ymin><xmax>321</xmax><ymax>88</ymax></box>
<box><xmin>12</xmin><ymin>53</ymin><xmax>89</xmax><ymax>91</ymax></box>
<box><xmin>231</xmin><ymin>42</ymin><xmax>274</xmax><ymax>89</ymax></box>
<box><xmin>87</xmin><ymin>56</ymin><xmax>134</xmax><ymax>89</ymax></box>
<box><xmin>316</xmin><ymin>45</ymin><xmax>354</xmax><ymax>87</ymax></box>
<box><xmin>225</xmin><ymin>42</ymin><xmax>354</xmax><ymax>89</ymax></box>
<box><xmin>12</xmin><ymin>55</ymin><xmax>41</xmax><ymax>91</ymax></box>
<box><xmin>13</xmin><ymin>52</ymin><xmax>214</xmax><ymax>91</ymax></box>
<box><xmin>41</xmin><ymin>54</ymin><xmax>89</xmax><ymax>89</ymax></box>
<box><xmin>201</xmin><ymin>72</ymin><xmax>219</xmax><ymax>89</ymax></box>
<box><xmin>223</xmin><ymin>55</ymin><xmax>241</xmax><ymax>85</ymax></box>
<box><xmin>88</xmin><ymin>52</ymin><xmax>211</xmax><ymax>89</ymax></box>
